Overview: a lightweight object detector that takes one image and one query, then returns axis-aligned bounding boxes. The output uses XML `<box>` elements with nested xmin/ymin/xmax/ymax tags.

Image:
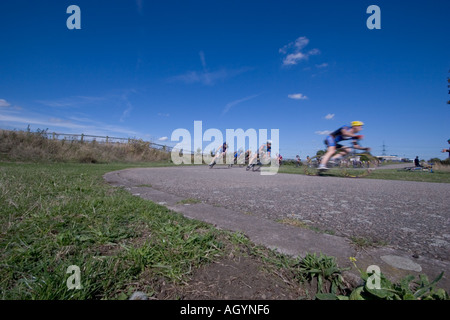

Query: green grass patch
<box><xmin>350</xmin><ymin>236</ymin><xmax>388</xmax><ymax>248</ymax></box>
<box><xmin>0</xmin><ymin>162</ymin><xmax>221</xmax><ymax>299</ymax></box>
<box><xmin>278</xmin><ymin>164</ymin><xmax>450</xmax><ymax>183</ymax></box>
<box><xmin>277</xmin><ymin>218</ymin><xmax>335</xmax><ymax>235</ymax></box>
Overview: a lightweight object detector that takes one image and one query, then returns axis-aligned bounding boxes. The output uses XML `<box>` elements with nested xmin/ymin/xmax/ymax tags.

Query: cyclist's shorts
<box><xmin>324</xmin><ymin>136</ymin><xmax>343</xmax><ymax>149</ymax></box>
<box><xmin>324</xmin><ymin>135</ymin><xmax>336</xmax><ymax>147</ymax></box>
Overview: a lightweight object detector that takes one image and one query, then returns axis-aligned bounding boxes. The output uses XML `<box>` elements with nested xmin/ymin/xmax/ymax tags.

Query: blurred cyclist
<box><xmin>209</xmin><ymin>142</ymin><xmax>228</xmax><ymax>167</ymax></box>
<box><xmin>442</xmin><ymin>139</ymin><xmax>450</xmax><ymax>159</ymax></box>
<box><xmin>318</xmin><ymin>121</ymin><xmax>371</xmax><ymax>170</ymax></box>
<box><xmin>247</xmin><ymin>140</ymin><xmax>272</xmax><ymax>169</ymax></box>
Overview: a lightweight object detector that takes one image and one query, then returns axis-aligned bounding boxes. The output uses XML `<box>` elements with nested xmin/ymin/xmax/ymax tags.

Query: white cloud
<box><xmin>316</xmin><ymin>63</ymin><xmax>329</xmax><ymax>68</ymax></box>
<box><xmin>158</xmin><ymin>136</ymin><xmax>168</xmax><ymax>141</ymax></box>
<box><xmin>315</xmin><ymin>130</ymin><xmax>331</xmax><ymax>135</ymax></box>
<box><xmin>170</xmin><ymin>52</ymin><xmax>251</xmax><ymax>86</ymax></box>
<box><xmin>283</xmin><ymin>52</ymin><xmax>308</xmax><ymax>65</ymax></box>
<box><xmin>157</xmin><ymin>113</ymin><xmax>170</xmax><ymax>117</ymax></box>
<box><xmin>325</xmin><ymin>113</ymin><xmax>335</xmax><ymax>120</ymax></box>
<box><xmin>0</xmin><ymin>99</ymin><xmax>11</xmax><ymax>107</ymax></box>
<box><xmin>222</xmin><ymin>94</ymin><xmax>260</xmax><ymax>115</ymax></box>
<box><xmin>288</xmin><ymin>93</ymin><xmax>308</xmax><ymax>100</ymax></box>
<box><xmin>279</xmin><ymin>36</ymin><xmax>320</xmax><ymax>66</ymax></box>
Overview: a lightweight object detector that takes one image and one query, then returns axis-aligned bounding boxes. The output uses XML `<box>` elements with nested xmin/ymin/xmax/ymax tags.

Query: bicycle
<box><xmin>246</xmin><ymin>152</ymin><xmax>270</xmax><ymax>172</ymax></box>
<box><xmin>246</xmin><ymin>160</ymin><xmax>263</xmax><ymax>172</ymax></box>
<box><xmin>304</xmin><ymin>151</ymin><xmax>378</xmax><ymax>178</ymax></box>
<box><xmin>397</xmin><ymin>163</ymin><xmax>433</xmax><ymax>173</ymax></box>
<box><xmin>208</xmin><ymin>153</ymin><xmax>233</xmax><ymax>169</ymax></box>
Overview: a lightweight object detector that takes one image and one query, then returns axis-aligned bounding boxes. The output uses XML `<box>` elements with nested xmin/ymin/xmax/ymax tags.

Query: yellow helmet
<box><xmin>351</xmin><ymin>121</ymin><xmax>364</xmax><ymax>127</ymax></box>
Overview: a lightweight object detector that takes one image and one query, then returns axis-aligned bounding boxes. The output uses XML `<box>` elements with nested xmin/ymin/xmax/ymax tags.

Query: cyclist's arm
<box><xmin>352</xmin><ymin>140</ymin><xmax>370</xmax><ymax>151</ymax></box>
<box><xmin>341</xmin><ymin>127</ymin><xmax>360</xmax><ymax>139</ymax></box>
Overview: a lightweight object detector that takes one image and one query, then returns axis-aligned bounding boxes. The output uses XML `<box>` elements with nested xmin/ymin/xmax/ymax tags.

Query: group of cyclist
<box><xmin>208</xmin><ymin>120</ymin><xmax>373</xmax><ymax>170</ymax></box>
<box><xmin>208</xmin><ymin>140</ymin><xmax>275</xmax><ymax>169</ymax></box>
<box><xmin>207</xmin><ymin>121</ymin><xmax>450</xmax><ymax>171</ymax></box>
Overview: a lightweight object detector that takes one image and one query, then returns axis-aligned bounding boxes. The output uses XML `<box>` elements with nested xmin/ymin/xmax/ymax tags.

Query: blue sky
<box><xmin>0</xmin><ymin>0</ymin><xmax>449</xmax><ymax>160</ymax></box>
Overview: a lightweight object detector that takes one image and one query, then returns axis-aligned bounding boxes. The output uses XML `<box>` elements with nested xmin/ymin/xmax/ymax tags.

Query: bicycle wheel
<box><xmin>303</xmin><ymin>156</ymin><xmax>320</xmax><ymax>176</ymax></box>
<box><xmin>339</xmin><ymin>153</ymin><xmax>377</xmax><ymax>178</ymax></box>
<box><xmin>252</xmin><ymin>162</ymin><xmax>262</xmax><ymax>172</ymax></box>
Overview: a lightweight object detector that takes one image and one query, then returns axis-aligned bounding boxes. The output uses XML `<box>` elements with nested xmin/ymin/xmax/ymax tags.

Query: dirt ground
<box><xmin>155</xmin><ymin>255</ymin><xmax>310</xmax><ymax>300</ymax></box>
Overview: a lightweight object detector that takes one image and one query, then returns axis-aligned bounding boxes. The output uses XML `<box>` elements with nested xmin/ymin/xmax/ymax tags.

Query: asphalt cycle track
<box><xmin>104</xmin><ymin>164</ymin><xmax>450</xmax><ymax>291</ymax></box>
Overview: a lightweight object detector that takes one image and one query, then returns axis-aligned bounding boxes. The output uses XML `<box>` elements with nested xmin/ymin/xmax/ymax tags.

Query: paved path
<box><xmin>104</xmin><ymin>165</ymin><xmax>450</xmax><ymax>291</ymax></box>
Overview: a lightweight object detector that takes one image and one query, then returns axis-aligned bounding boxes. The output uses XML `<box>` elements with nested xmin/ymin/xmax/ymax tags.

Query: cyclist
<box><xmin>247</xmin><ymin>140</ymin><xmax>272</xmax><ymax>169</ymax></box>
<box><xmin>318</xmin><ymin>121</ymin><xmax>371</xmax><ymax>170</ymax></box>
<box><xmin>442</xmin><ymin>139</ymin><xmax>450</xmax><ymax>158</ymax></box>
<box><xmin>209</xmin><ymin>142</ymin><xmax>228</xmax><ymax>167</ymax></box>
<box><xmin>234</xmin><ymin>148</ymin><xmax>245</xmax><ymax>165</ymax></box>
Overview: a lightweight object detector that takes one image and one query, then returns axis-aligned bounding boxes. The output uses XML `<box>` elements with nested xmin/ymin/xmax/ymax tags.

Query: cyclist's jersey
<box><xmin>261</xmin><ymin>144</ymin><xmax>271</xmax><ymax>153</ymax></box>
<box><xmin>218</xmin><ymin>144</ymin><xmax>227</xmax><ymax>153</ymax></box>
<box><xmin>330</xmin><ymin>125</ymin><xmax>356</xmax><ymax>143</ymax></box>
<box><xmin>325</xmin><ymin>125</ymin><xmax>358</xmax><ymax>148</ymax></box>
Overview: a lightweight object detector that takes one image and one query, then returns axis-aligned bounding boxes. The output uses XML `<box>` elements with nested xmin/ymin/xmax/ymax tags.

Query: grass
<box><xmin>0</xmin><ymin>161</ymin><xmax>224</xmax><ymax>299</ymax></box>
<box><xmin>350</xmin><ymin>236</ymin><xmax>388</xmax><ymax>249</ymax></box>
<box><xmin>0</xmin><ymin>128</ymin><xmax>170</xmax><ymax>163</ymax></box>
<box><xmin>278</xmin><ymin>164</ymin><xmax>450</xmax><ymax>183</ymax></box>
<box><xmin>1</xmin><ymin>161</ymin><xmax>449</xmax><ymax>300</ymax></box>
<box><xmin>0</xmin><ymin>161</ymin><xmax>313</xmax><ymax>300</ymax></box>
<box><xmin>277</xmin><ymin>218</ymin><xmax>335</xmax><ymax>235</ymax></box>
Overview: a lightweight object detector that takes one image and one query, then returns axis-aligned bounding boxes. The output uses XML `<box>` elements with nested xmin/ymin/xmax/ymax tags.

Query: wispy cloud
<box><xmin>222</xmin><ymin>94</ymin><xmax>260</xmax><ymax>115</ymax></box>
<box><xmin>157</xmin><ymin>113</ymin><xmax>170</xmax><ymax>117</ymax></box>
<box><xmin>119</xmin><ymin>93</ymin><xmax>134</xmax><ymax>122</ymax></box>
<box><xmin>325</xmin><ymin>113</ymin><xmax>335</xmax><ymax>120</ymax></box>
<box><xmin>0</xmin><ymin>112</ymin><xmax>139</xmax><ymax>137</ymax></box>
<box><xmin>316</xmin><ymin>63</ymin><xmax>329</xmax><ymax>68</ymax></box>
<box><xmin>170</xmin><ymin>52</ymin><xmax>251</xmax><ymax>86</ymax></box>
<box><xmin>38</xmin><ymin>91</ymin><xmax>137</xmax><ymax>123</ymax></box>
<box><xmin>37</xmin><ymin>96</ymin><xmax>107</xmax><ymax>108</ymax></box>
<box><xmin>0</xmin><ymin>98</ymin><xmax>22</xmax><ymax>110</ymax></box>
<box><xmin>288</xmin><ymin>93</ymin><xmax>308</xmax><ymax>100</ymax></box>
<box><xmin>279</xmin><ymin>36</ymin><xmax>320</xmax><ymax>66</ymax></box>
<box><xmin>315</xmin><ymin>130</ymin><xmax>331</xmax><ymax>135</ymax></box>
<box><xmin>0</xmin><ymin>99</ymin><xmax>11</xmax><ymax>108</ymax></box>
<box><xmin>158</xmin><ymin>136</ymin><xmax>169</xmax><ymax>142</ymax></box>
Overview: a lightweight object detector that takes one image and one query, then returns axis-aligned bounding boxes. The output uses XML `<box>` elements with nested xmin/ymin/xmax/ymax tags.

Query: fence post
<box><xmin>81</xmin><ymin>134</ymin><xmax>84</xmax><ymax>143</ymax></box>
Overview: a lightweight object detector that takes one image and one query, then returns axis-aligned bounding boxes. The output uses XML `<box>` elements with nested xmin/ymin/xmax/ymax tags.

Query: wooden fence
<box><xmin>48</xmin><ymin>132</ymin><xmax>174</xmax><ymax>153</ymax></box>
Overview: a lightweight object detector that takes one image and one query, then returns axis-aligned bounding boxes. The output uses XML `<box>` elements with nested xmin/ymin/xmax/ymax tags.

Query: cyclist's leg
<box><xmin>247</xmin><ymin>151</ymin><xmax>257</xmax><ymax>168</ymax></box>
<box><xmin>331</xmin><ymin>145</ymin><xmax>350</xmax><ymax>161</ymax></box>
<box><xmin>210</xmin><ymin>153</ymin><xmax>219</xmax><ymax>165</ymax></box>
<box><xmin>320</xmin><ymin>136</ymin><xmax>336</xmax><ymax>168</ymax></box>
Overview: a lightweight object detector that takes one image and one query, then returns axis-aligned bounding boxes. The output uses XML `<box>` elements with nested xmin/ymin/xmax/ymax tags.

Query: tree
<box><xmin>316</xmin><ymin>149</ymin><xmax>326</xmax><ymax>157</ymax></box>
